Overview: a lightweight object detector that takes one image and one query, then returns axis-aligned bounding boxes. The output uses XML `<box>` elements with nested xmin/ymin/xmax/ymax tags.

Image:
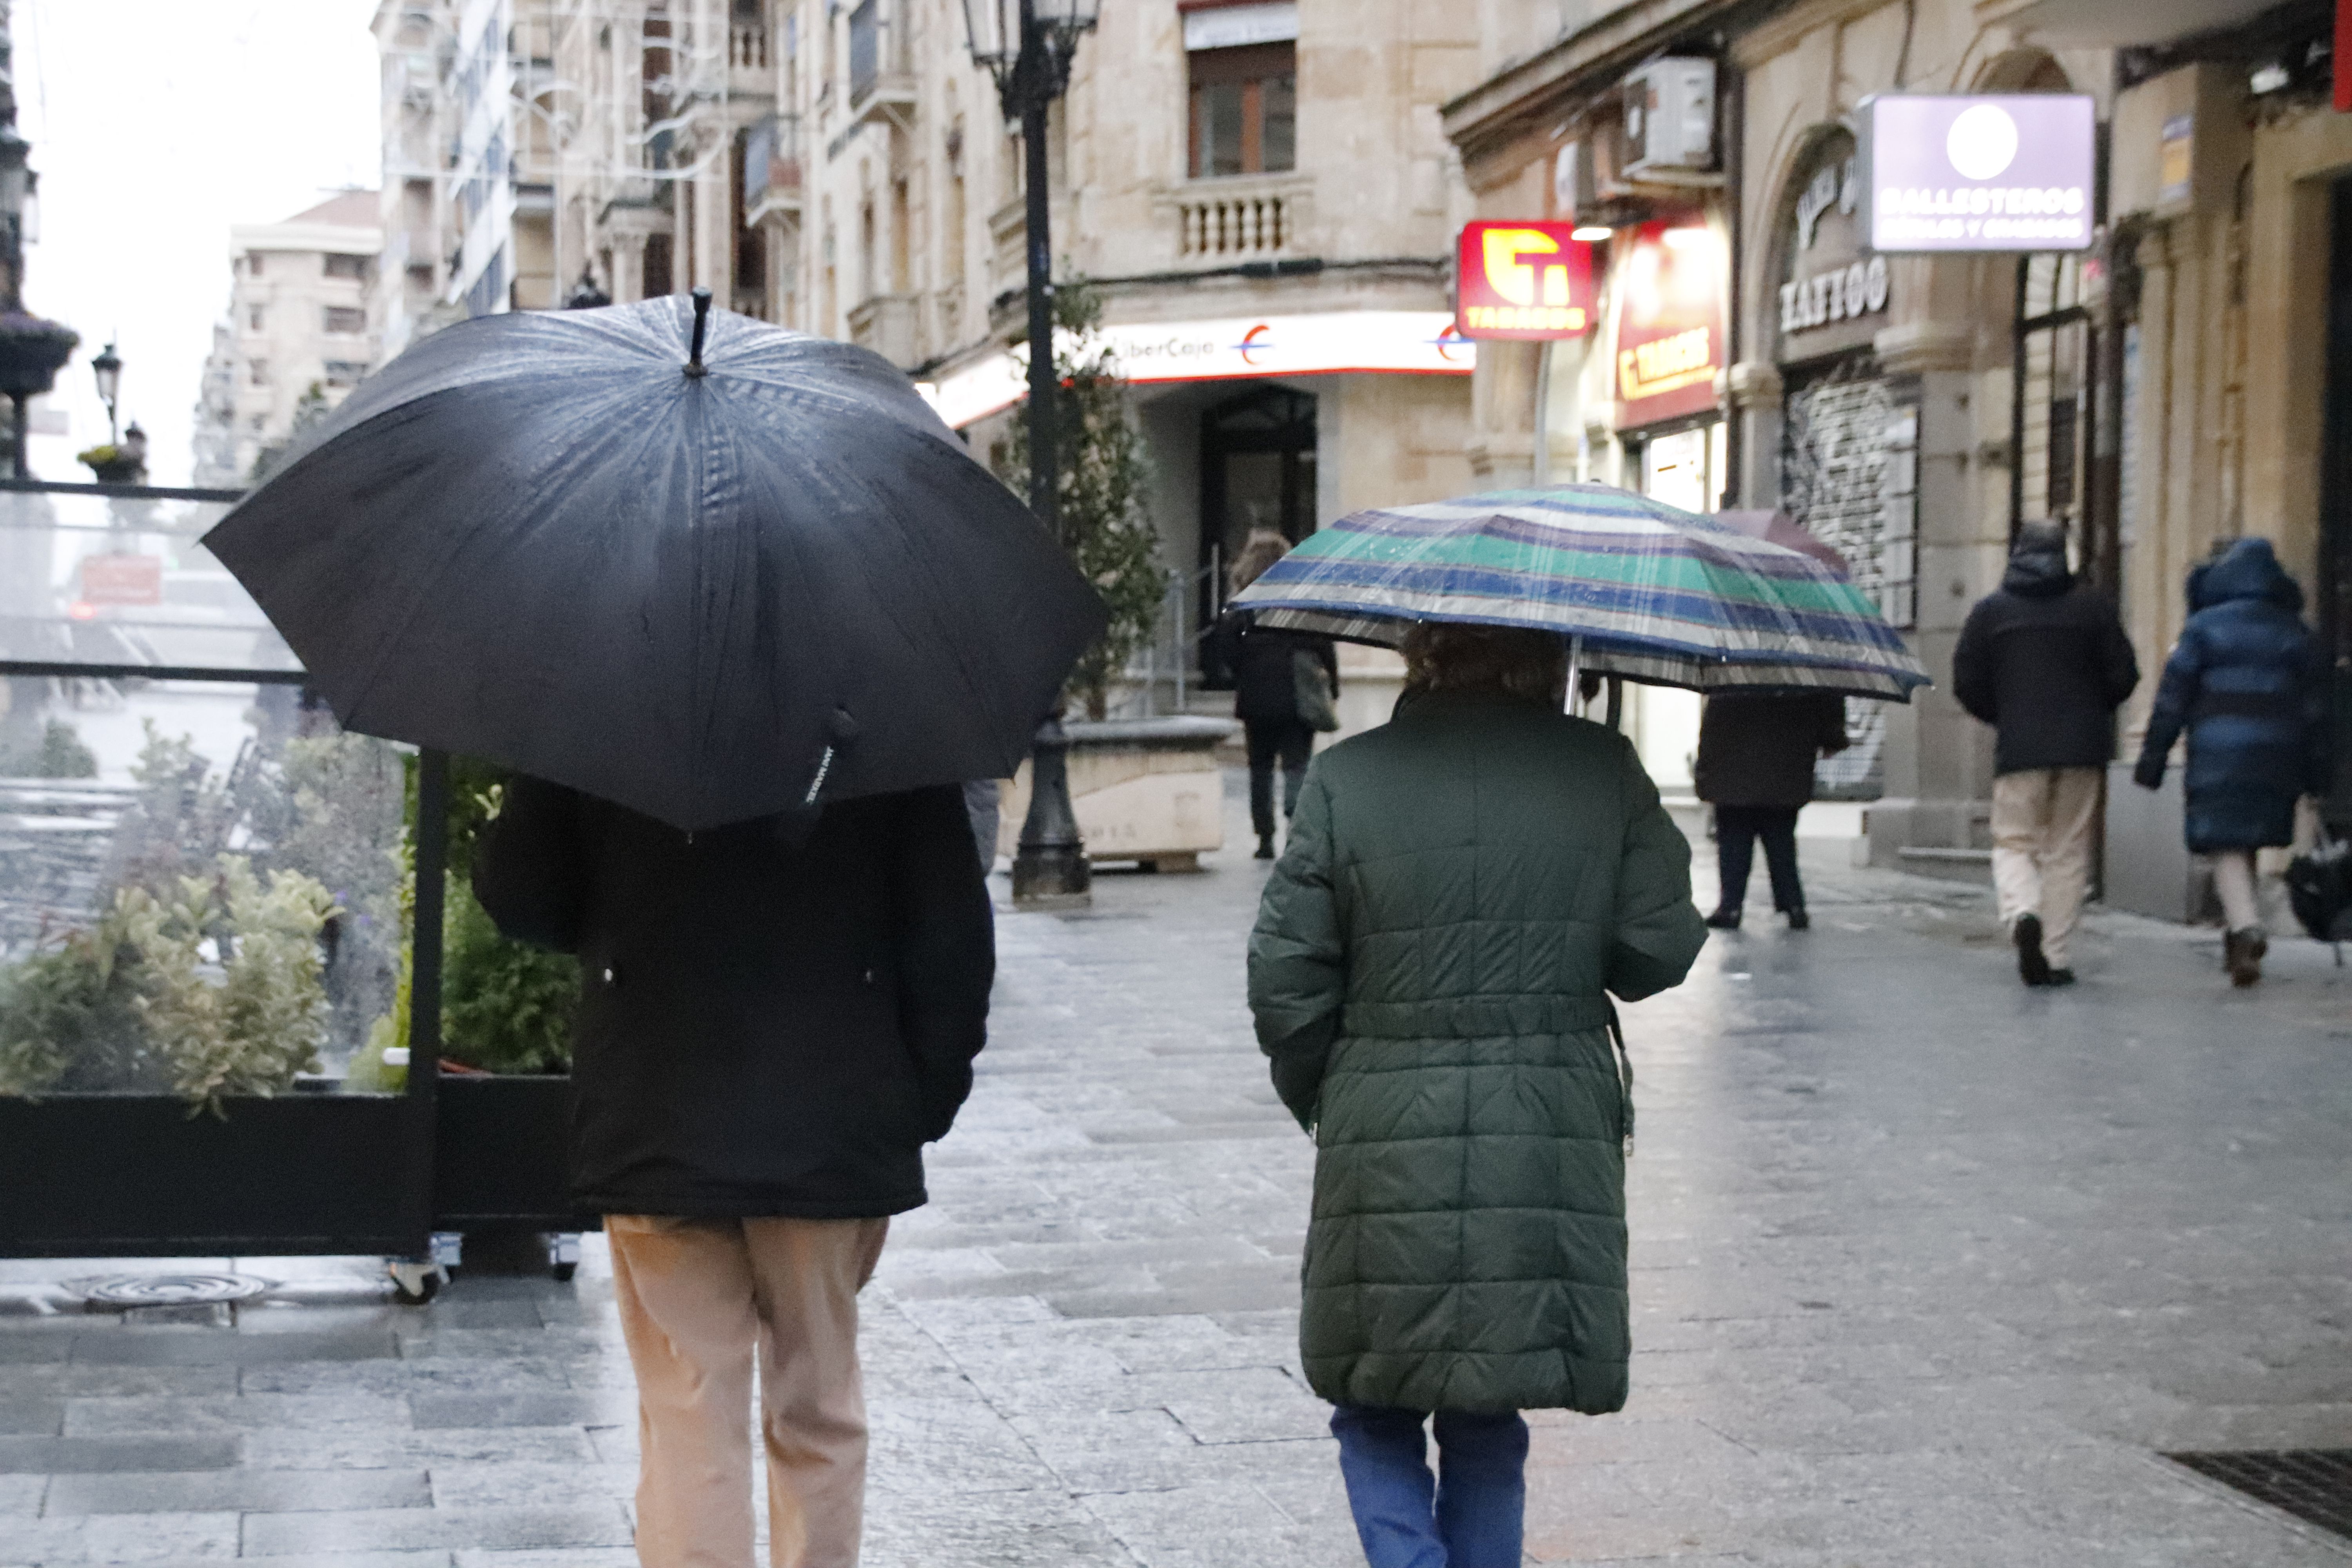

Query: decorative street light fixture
<box><xmin>91</xmin><ymin>341</ymin><xmax>121</xmax><ymax>445</ymax></box>
<box><xmin>961</xmin><ymin>0</ymin><xmax>1103</xmax><ymax>910</ymax></box>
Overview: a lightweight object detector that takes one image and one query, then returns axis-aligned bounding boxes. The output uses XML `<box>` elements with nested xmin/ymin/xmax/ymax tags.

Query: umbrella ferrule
<box><xmin>686</xmin><ymin>286</ymin><xmax>713</xmax><ymax>377</ymax></box>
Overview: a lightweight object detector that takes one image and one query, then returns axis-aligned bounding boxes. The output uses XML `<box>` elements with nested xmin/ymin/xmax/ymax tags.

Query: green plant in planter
<box><xmin>0</xmin><ymin>855</ymin><xmax>339</xmax><ymax>1113</ymax></box>
<box><xmin>992</xmin><ymin>279</ymin><xmax>1163</xmax><ymax>720</ymax></box>
<box><xmin>351</xmin><ymin>765</ymin><xmax>581</xmax><ymax>1083</ymax></box>
<box><xmin>0</xmin><ymin>719</ymin><xmax>99</xmax><ymax>779</ymax></box>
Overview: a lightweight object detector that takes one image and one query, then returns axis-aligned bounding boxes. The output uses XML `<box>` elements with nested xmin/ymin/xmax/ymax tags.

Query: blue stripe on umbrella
<box><xmin>1253</xmin><ymin>557</ymin><xmax>1914</xmax><ymax>653</ymax></box>
<box><xmin>1310</xmin><ymin>510</ymin><xmax>1842</xmax><ymax>582</ymax></box>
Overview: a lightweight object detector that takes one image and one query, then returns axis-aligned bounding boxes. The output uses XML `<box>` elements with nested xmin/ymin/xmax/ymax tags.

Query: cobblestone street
<box><xmin>5</xmin><ymin>782</ymin><xmax>2352</xmax><ymax>1566</ymax></box>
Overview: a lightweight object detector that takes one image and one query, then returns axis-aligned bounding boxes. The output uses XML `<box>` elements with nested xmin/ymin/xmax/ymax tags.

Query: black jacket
<box><xmin>1692</xmin><ymin>691</ymin><xmax>1849</xmax><ymax>808</ymax></box>
<box><xmin>473</xmin><ymin>777</ymin><xmax>993</xmax><ymax>1218</ymax></box>
<box><xmin>1215</xmin><ymin>610</ymin><xmax>1338</xmax><ymax>727</ymax></box>
<box><xmin>1951</xmin><ymin>538</ymin><xmax>2139</xmax><ymax>775</ymax></box>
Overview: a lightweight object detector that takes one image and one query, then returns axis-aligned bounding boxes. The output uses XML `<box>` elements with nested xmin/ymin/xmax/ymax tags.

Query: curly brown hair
<box><xmin>1400</xmin><ymin>622</ymin><xmax>1568</xmax><ymax>707</ymax></box>
<box><xmin>1228</xmin><ymin>529</ymin><xmax>1292</xmax><ymax>596</ymax></box>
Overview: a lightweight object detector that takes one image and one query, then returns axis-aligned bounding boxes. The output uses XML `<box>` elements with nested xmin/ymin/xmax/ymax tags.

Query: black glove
<box><xmin>2132</xmin><ymin>757</ymin><xmax>2164</xmax><ymax>791</ymax></box>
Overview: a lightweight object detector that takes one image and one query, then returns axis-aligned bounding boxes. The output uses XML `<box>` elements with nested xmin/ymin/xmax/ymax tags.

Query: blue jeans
<box><xmin>1330</xmin><ymin>1405</ymin><xmax>1529</xmax><ymax>1568</ymax></box>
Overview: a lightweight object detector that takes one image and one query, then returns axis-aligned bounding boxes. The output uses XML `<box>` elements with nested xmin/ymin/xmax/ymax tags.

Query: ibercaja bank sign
<box><xmin>1858</xmin><ymin>94</ymin><xmax>2097</xmax><ymax>253</ymax></box>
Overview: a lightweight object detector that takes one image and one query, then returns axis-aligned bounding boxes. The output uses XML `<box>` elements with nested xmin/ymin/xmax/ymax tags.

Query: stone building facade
<box><xmin>191</xmin><ymin>192</ymin><xmax>383</xmax><ymax>487</ymax></box>
<box><xmin>540</xmin><ymin>0</ymin><xmax>1488</xmax><ymax>726</ymax></box>
<box><xmin>1443</xmin><ymin>0</ymin><xmax>2119</xmax><ymax>864</ymax></box>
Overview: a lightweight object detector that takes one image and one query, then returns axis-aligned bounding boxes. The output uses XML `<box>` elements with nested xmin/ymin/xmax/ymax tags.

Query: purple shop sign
<box><xmin>1857</xmin><ymin>94</ymin><xmax>2097</xmax><ymax>254</ymax></box>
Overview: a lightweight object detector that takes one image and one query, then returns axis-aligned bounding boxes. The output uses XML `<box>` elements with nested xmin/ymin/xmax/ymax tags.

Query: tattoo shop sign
<box><xmin>1776</xmin><ymin>130</ymin><xmax>1889</xmax><ymax>361</ymax></box>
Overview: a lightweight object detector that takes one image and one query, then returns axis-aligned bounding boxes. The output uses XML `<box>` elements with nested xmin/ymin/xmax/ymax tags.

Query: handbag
<box><xmin>2285</xmin><ymin>827</ymin><xmax>2352</xmax><ymax>948</ymax></box>
<box><xmin>1293</xmin><ymin>648</ymin><xmax>1340</xmax><ymax>732</ymax></box>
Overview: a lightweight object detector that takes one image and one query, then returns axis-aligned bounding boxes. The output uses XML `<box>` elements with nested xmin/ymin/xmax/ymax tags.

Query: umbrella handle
<box><xmin>1564</xmin><ymin>633</ymin><xmax>1583</xmax><ymax>715</ymax></box>
<box><xmin>686</xmin><ymin>286</ymin><xmax>713</xmax><ymax>377</ymax></box>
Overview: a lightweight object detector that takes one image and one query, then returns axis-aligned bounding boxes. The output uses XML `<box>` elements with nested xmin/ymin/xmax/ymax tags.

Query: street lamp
<box><xmin>962</xmin><ymin>0</ymin><xmax>1102</xmax><ymax>910</ymax></box>
<box><xmin>0</xmin><ymin>113</ymin><xmax>76</xmax><ymax>479</ymax></box>
<box><xmin>91</xmin><ymin>341</ymin><xmax>121</xmax><ymax>445</ymax></box>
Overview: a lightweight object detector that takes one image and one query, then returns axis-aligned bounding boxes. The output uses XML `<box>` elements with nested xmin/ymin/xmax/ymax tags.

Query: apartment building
<box><xmin>370</xmin><ymin>0</ymin><xmax>559</xmax><ymax>361</ymax></box>
<box><xmin>189</xmin><ymin>192</ymin><xmax>383</xmax><ymax>487</ymax></box>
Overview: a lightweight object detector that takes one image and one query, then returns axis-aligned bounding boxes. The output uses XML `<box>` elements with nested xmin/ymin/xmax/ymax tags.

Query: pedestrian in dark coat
<box><xmin>1249</xmin><ymin>622</ymin><xmax>1706</xmax><ymax>1568</ymax></box>
<box><xmin>1692</xmin><ymin>690</ymin><xmax>1848</xmax><ymax>930</ymax></box>
<box><xmin>1952</xmin><ymin>523</ymin><xmax>2140</xmax><ymax>985</ymax></box>
<box><xmin>2132</xmin><ymin>537</ymin><xmax>2329</xmax><ymax>986</ymax></box>
<box><xmin>474</xmin><ymin>776</ymin><xmax>992</xmax><ymax>1568</ymax></box>
<box><xmin>1215</xmin><ymin>529</ymin><xmax>1338</xmax><ymax>860</ymax></box>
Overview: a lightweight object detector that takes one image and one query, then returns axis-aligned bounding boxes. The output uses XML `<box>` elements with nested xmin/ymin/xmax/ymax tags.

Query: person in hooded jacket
<box><xmin>1213</xmin><ymin>528</ymin><xmax>1340</xmax><ymax>859</ymax></box>
<box><xmin>1248</xmin><ymin>621</ymin><xmax>1707</xmax><ymax>1568</ymax></box>
<box><xmin>1952</xmin><ymin>523</ymin><xmax>2139</xmax><ymax>985</ymax></box>
<box><xmin>1692</xmin><ymin>690</ymin><xmax>1849</xmax><ymax>930</ymax></box>
<box><xmin>2132</xmin><ymin>537</ymin><xmax>2330</xmax><ymax>986</ymax></box>
<box><xmin>474</xmin><ymin>778</ymin><xmax>992</xmax><ymax>1568</ymax></box>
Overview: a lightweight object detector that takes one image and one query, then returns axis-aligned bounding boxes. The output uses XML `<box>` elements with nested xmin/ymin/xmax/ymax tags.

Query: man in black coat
<box><xmin>474</xmin><ymin>777</ymin><xmax>991</xmax><ymax>1568</ymax></box>
<box><xmin>1952</xmin><ymin>523</ymin><xmax>2140</xmax><ymax>986</ymax></box>
<box><xmin>1693</xmin><ymin>690</ymin><xmax>1849</xmax><ymax>930</ymax></box>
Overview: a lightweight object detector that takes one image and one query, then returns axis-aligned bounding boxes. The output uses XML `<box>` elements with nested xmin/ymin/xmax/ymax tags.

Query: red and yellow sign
<box><xmin>1613</xmin><ymin>220</ymin><xmax>1726</xmax><ymax>430</ymax></box>
<box><xmin>1454</xmin><ymin>221</ymin><xmax>1595</xmax><ymax>340</ymax></box>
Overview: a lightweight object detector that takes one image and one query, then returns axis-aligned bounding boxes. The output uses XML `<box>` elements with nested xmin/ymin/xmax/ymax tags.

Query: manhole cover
<box><xmin>69</xmin><ymin>1273</ymin><xmax>272</xmax><ymax>1308</ymax></box>
<box><xmin>2168</xmin><ymin>1450</ymin><xmax>2352</xmax><ymax>1540</ymax></box>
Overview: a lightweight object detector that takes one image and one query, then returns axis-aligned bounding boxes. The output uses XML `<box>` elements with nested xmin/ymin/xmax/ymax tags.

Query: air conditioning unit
<box><xmin>1622</xmin><ymin>58</ymin><xmax>1717</xmax><ymax>176</ymax></box>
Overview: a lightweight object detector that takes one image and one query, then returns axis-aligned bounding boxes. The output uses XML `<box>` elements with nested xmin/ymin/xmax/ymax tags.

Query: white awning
<box><xmin>1183</xmin><ymin>2</ymin><xmax>1297</xmax><ymax>52</ymax></box>
<box><xmin>916</xmin><ymin>310</ymin><xmax>1473</xmax><ymax>430</ymax></box>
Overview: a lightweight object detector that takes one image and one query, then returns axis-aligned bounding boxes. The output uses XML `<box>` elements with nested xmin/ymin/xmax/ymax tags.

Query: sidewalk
<box><xmin>3</xmin><ymin>778</ymin><xmax>2350</xmax><ymax>1565</ymax></box>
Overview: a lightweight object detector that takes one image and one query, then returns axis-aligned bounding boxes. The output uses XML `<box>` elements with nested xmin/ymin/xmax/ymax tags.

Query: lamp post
<box><xmin>91</xmin><ymin>341</ymin><xmax>120</xmax><ymax>445</ymax></box>
<box><xmin>0</xmin><ymin>13</ymin><xmax>77</xmax><ymax>481</ymax></box>
<box><xmin>962</xmin><ymin>0</ymin><xmax>1102</xmax><ymax>910</ymax></box>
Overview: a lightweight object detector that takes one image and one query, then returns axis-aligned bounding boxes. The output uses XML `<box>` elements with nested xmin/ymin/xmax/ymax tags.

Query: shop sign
<box><xmin>1858</xmin><ymin>94</ymin><xmax>2097</xmax><ymax>253</ymax></box>
<box><xmin>1454</xmin><ymin>221</ymin><xmax>1595</xmax><ymax>339</ymax></box>
<box><xmin>78</xmin><ymin>553</ymin><xmax>162</xmax><ymax>607</ymax></box>
<box><xmin>916</xmin><ymin>312</ymin><xmax>1475</xmax><ymax>430</ymax></box>
<box><xmin>1777</xmin><ymin>133</ymin><xmax>1891</xmax><ymax>359</ymax></box>
<box><xmin>2158</xmin><ymin>114</ymin><xmax>2194</xmax><ymax>209</ymax></box>
<box><xmin>1613</xmin><ymin>220</ymin><xmax>1725</xmax><ymax>430</ymax></box>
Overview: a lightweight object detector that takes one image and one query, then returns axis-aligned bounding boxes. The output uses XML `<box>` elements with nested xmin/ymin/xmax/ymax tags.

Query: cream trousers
<box><xmin>608</xmin><ymin>1213</ymin><xmax>890</xmax><ymax>1568</ymax></box>
<box><xmin>1990</xmin><ymin>766</ymin><xmax>2103</xmax><ymax>969</ymax></box>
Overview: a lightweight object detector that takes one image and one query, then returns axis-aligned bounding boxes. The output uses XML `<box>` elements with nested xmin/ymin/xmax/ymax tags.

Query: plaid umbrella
<box><xmin>1229</xmin><ymin>483</ymin><xmax>1931</xmax><ymax>701</ymax></box>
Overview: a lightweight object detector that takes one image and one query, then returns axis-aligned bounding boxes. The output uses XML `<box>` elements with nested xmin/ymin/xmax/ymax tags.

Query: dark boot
<box><xmin>2225</xmin><ymin>927</ymin><xmax>2267</xmax><ymax>987</ymax></box>
<box><xmin>1704</xmin><ymin>906</ymin><xmax>1741</xmax><ymax>930</ymax></box>
<box><xmin>1785</xmin><ymin>907</ymin><xmax>1810</xmax><ymax>931</ymax></box>
<box><xmin>2014</xmin><ymin>913</ymin><xmax>2052</xmax><ymax>987</ymax></box>
<box><xmin>1254</xmin><ymin>833</ymin><xmax>1276</xmax><ymax>861</ymax></box>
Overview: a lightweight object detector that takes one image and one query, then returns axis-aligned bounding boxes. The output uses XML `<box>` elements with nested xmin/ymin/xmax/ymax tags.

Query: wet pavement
<box><xmin>4</xmin><ymin>779</ymin><xmax>2352</xmax><ymax>1565</ymax></box>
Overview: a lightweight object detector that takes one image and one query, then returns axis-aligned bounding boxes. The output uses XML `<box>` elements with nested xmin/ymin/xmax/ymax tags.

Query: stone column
<box><xmin>1865</xmin><ymin>320</ymin><xmax>1996</xmax><ymax>869</ymax></box>
<box><xmin>1726</xmin><ymin>360</ymin><xmax>1783</xmax><ymax>509</ymax></box>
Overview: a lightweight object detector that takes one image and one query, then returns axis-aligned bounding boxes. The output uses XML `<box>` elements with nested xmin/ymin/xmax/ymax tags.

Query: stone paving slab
<box><xmin>4</xmin><ymin>780</ymin><xmax>2352</xmax><ymax>1563</ymax></box>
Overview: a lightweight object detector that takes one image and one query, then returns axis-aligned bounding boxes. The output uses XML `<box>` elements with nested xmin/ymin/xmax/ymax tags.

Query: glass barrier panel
<box><xmin>0</xmin><ymin>692</ymin><xmax>408</xmax><ymax>1102</ymax></box>
<box><xmin>0</xmin><ymin>489</ymin><xmax>299</xmax><ymax>675</ymax></box>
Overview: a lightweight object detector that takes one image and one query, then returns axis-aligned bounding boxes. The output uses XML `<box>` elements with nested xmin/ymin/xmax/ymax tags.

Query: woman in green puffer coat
<box><xmin>1248</xmin><ymin>622</ymin><xmax>1707</xmax><ymax>1568</ymax></box>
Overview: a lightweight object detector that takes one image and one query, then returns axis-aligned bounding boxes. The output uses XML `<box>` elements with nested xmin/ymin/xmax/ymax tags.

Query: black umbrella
<box><xmin>205</xmin><ymin>292</ymin><xmax>1105</xmax><ymax>831</ymax></box>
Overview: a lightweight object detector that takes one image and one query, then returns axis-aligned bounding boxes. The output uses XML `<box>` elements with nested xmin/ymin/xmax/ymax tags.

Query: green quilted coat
<box><xmin>1248</xmin><ymin>688</ymin><xmax>1707</xmax><ymax>1415</ymax></box>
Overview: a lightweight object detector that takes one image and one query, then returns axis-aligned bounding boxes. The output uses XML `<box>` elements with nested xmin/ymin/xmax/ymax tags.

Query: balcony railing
<box><xmin>743</xmin><ymin>114</ymin><xmax>804</xmax><ymax>221</ymax></box>
<box><xmin>731</xmin><ymin>23</ymin><xmax>768</xmax><ymax>69</ymax></box>
<box><xmin>1180</xmin><ymin>192</ymin><xmax>1288</xmax><ymax>257</ymax></box>
<box><xmin>1174</xmin><ymin>173</ymin><xmax>1312</xmax><ymax>260</ymax></box>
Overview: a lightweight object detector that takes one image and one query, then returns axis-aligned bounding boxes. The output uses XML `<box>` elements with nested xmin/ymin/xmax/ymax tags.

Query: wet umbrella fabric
<box><xmin>1230</xmin><ymin>483</ymin><xmax>1928</xmax><ymax>701</ymax></box>
<box><xmin>204</xmin><ymin>296</ymin><xmax>1105</xmax><ymax>832</ymax></box>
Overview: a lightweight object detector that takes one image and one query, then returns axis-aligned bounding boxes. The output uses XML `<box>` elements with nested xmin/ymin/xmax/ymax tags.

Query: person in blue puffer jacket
<box><xmin>2133</xmin><ymin>537</ymin><xmax>2330</xmax><ymax>986</ymax></box>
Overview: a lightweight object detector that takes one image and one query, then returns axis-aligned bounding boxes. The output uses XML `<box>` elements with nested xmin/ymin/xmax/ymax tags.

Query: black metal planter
<box><xmin>0</xmin><ymin>480</ymin><xmax>581</xmax><ymax>1294</ymax></box>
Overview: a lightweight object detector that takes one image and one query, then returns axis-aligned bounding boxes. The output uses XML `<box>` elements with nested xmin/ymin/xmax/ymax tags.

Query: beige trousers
<box><xmin>1990</xmin><ymin>766</ymin><xmax>2103</xmax><ymax>969</ymax></box>
<box><xmin>608</xmin><ymin>1213</ymin><xmax>890</xmax><ymax>1568</ymax></box>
